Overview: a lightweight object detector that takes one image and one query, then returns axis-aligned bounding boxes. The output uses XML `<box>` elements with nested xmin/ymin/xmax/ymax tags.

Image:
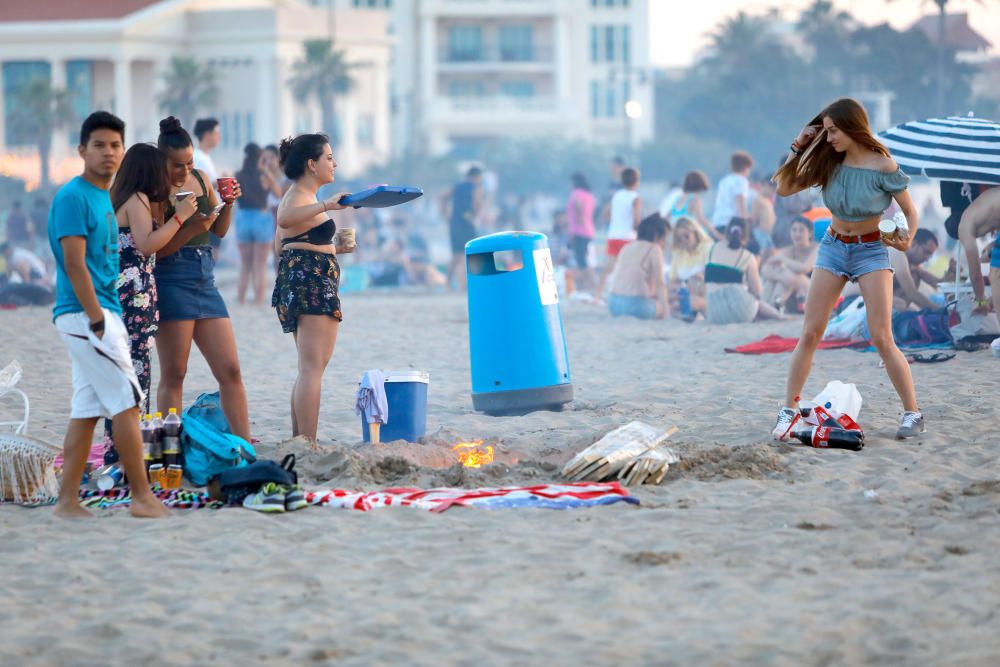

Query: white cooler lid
<box><xmin>384</xmin><ymin>370</ymin><xmax>429</xmax><ymax>384</ymax></box>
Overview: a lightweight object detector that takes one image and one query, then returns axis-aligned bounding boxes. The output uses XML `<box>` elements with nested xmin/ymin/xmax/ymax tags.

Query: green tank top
<box><xmin>165</xmin><ymin>169</ymin><xmax>214</xmax><ymax>246</ymax></box>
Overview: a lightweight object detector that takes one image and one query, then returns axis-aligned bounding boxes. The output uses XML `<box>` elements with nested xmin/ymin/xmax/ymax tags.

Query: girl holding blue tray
<box><xmin>272</xmin><ymin>134</ymin><xmax>351</xmax><ymax>442</ymax></box>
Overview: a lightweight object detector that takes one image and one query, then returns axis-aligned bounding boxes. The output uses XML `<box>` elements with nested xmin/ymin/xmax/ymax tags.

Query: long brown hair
<box><xmin>774</xmin><ymin>98</ymin><xmax>890</xmax><ymax>191</ymax></box>
<box><xmin>110</xmin><ymin>143</ymin><xmax>171</xmax><ymax>213</ymax></box>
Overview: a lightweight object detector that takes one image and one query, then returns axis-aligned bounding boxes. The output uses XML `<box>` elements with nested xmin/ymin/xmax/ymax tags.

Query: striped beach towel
<box><xmin>306</xmin><ymin>482</ymin><xmax>637</xmax><ymax>513</ymax></box>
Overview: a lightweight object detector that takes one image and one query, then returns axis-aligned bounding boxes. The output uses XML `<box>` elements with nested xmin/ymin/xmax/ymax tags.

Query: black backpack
<box><xmin>208</xmin><ymin>454</ymin><xmax>298</xmax><ymax>506</ymax></box>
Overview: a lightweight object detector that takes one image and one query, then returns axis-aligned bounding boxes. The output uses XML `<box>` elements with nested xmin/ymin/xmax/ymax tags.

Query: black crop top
<box><xmin>281</xmin><ymin>217</ymin><xmax>336</xmax><ymax>246</ymax></box>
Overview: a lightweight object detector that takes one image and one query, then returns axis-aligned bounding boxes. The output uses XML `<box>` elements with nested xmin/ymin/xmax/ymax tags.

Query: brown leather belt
<box><xmin>827</xmin><ymin>229</ymin><xmax>882</xmax><ymax>244</ymax></box>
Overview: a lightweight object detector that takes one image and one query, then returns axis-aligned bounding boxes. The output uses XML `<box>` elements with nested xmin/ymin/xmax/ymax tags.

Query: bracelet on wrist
<box><xmin>89</xmin><ymin>319</ymin><xmax>105</xmax><ymax>333</ymax></box>
<box><xmin>790</xmin><ymin>143</ymin><xmax>802</xmax><ymax>157</ymax></box>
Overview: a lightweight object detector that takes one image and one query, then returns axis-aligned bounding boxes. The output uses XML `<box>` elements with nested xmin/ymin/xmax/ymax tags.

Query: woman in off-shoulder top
<box><xmin>770</xmin><ymin>98</ymin><xmax>925</xmax><ymax>441</ymax></box>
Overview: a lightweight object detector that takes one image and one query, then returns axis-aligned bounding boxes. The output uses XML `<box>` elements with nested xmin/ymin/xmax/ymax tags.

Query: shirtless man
<box><xmin>956</xmin><ymin>187</ymin><xmax>1000</xmax><ymax>314</ymax></box>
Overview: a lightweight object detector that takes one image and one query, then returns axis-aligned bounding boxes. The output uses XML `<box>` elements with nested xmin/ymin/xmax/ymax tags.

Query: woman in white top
<box><xmin>596</xmin><ymin>167</ymin><xmax>641</xmax><ymax>301</ymax></box>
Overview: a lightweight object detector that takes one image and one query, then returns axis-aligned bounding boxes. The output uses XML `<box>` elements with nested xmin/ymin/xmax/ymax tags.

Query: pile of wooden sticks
<box><xmin>562</xmin><ymin>422</ymin><xmax>679</xmax><ymax>486</ymax></box>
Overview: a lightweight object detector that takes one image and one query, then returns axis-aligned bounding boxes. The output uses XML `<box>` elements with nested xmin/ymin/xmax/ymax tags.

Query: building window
<box><xmin>591</xmin><ymin>0</ymin><xmax>629</xmax><ymax>6</ymax></box>
<box><xmin>448</xmin><ymin>26</ymin><xmax>483</xmax><ymax>62</ymax></box>
<box><xmin>448</xmin><ymin>80</ymin><xmax>486</xmax><ymax>98</ymax></box>
<box><xmin>590</xmin><ymin>24</ymin><xmax>630</xmax><ymax>63</ymax></box>
<box><xmin>499</xmin><ymin>81</ymin><xmax>535</xmax><ymax>98</ymax></box>
<box><xmin>499</xmin><ymin>25</ymin><xmax>533</xmax><ymax>62</ymax></box>
<box><xmin>2</xmin><ymin>61</ymin><xmax>52</xmax><ymax>147</ymax></box>
<box><xmin>246</xmin><ymin>111</ymin><xmax>254</xmax><ymax>144</ymax></box>
<box><xmin>352</xmin><ymin>0</ymin><xmax>391</xmax><ymax>6</ymax></box>
<box><xmin>233</xmin><ymin>111</ymin><xmax>242</xmax><ymax>148</ymax></box>
<box><xmin>590</xmin><ymin>79</ymin><xmax>629</xmax><ymax>118</ymax></box>
<box><xmin>590</xmin><ymin>81</ymin><xmax>600</xmax><ymax>118</ymax></box>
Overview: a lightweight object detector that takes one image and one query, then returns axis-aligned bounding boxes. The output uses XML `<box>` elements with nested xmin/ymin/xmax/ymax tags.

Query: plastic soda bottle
<box><xmin>791</xmin><ymin>426</ymin><xmax>864</xmax><ymax>451</ymax></box>
<box><xmin>151</xmin><ymin>412</ymin><xmax>165</xmax><ymax>466</ymax></box>
<box><xmin>162</xmin><ymin>408</ymin><xmax>182</xmax><ymax>467</ymax></box>
<box><xmin>140</xmin><ymin>414</ymin><xmax>155</xmax><ymax>472</ymax></box>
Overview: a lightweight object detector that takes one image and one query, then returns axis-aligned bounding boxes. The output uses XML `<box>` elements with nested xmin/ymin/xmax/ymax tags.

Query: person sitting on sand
<box><xmin>957</xmin><ymin>186</ymin><xmax>1000</xmax><ymax>315</ymax></box>
<box><xmin>667</xmin><ymin>216</ymin><xmax>711</xmax><ymax>315</ymax></box>
<box><xmin>1</xmin><ymin>242</ymin><xmax>49</xmax><ymax>286</ymax></box>
<box><xmin>704</xmin><ymin>217</ymin><xmax>784</xmax><ymax>325</ymax></box>
<box><xmin>889</xmin><ymin>228</ymin><xmax>941</xmax><ymax>311</ymax></box>
<box><xmin>47</xmin><ymin>111</ymin><xmax>168</xmax><ymax>518</ymax></box>
<box><xmin>607</xmin><ymin>213</ymin><xmax>670</xmax><ymax>320</ymax></box>
<box><xmin>761</xmin><ymin>215</ymin><xmax>817</xmax><ymax>313</ymax></box>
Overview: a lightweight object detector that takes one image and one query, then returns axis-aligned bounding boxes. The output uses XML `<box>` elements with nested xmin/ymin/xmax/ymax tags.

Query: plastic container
<box><xmin>360</xmin><ymin>371</ymin><xmax>429</xmax><ymax>443</ymax></box>
<box><xmin>991</xmin><ymin>337</ymin><xmax>1000</xmax><ymax>358</ymax></box>
<box><xmin>466</xmin><ymin>231</ymin><xmax>573</xmax><ymax>414</ymax></box>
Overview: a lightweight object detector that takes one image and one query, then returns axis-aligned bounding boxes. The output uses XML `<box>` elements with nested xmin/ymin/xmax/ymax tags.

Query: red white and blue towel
<box><xmin>306</xmin><ymin>482</ymin><xmax>638</xmax><ymax>513</ymax></box>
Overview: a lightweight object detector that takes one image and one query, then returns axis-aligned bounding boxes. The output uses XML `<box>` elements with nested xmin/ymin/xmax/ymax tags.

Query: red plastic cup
<box><xmin>217</xmin><ymin>177</ymin><xmax>236</xmax><ymax>200</ymax></box>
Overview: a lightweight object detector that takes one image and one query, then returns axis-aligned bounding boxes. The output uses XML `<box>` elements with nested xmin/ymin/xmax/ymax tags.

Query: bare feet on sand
<box><xmin>129</xmin><ymin>495</ymin><xmax>170</xmax><ymax>519</ymax></box>
<box><xmin>53</xmin><ymin>502</ymin><xmax>94</xmax><ymax>519</ymax></box>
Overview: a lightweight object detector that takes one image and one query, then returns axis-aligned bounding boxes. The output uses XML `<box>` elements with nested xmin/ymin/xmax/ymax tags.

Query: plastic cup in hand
<box><xmin>335</xmin><ymin>228</ymin><xmax>356</xmax><ymax>251</ymax></box>
<box><xmin>878</xmin><ymin>219</ymin><xmax>897</xmax><ymax>243</ymax></box>
<box><xmin>217</xmin><ymin>177</ymin><xmax>236</xmax><ymax>199</ymax></box>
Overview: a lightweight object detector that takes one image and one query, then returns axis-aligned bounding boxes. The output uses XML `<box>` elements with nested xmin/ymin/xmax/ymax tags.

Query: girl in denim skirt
<box><xmin>152</xmin><ymin>117</ymin><xmax>252</xmax><ymax>442</ymax></box>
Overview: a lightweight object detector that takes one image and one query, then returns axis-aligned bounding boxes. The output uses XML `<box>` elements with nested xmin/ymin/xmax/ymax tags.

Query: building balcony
<box><xmin>428</xmin><ymin>95</ymin><xmax>579</xmax><ymax>127</ymax></box>
<box><xmin>422</xmin><ymin>0</ymin><xmax>572</xmax><ymax>18</ymax></box>
<box><xmin>437</xmin><ymin>44</ymin><xmax>555</xmax><ymax>68</ymax></box>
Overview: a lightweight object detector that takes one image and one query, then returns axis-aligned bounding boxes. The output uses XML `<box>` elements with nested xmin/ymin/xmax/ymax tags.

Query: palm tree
<box><xmin>157</xmin><ymin>57</ymin><xmax>219</xmax><ymax>127</ymax></box>
<box><xmin>6</xmin><ymin>78</ymin><xmax>75</xmax><ymax>188</ymax></box>
<box><xmin>288</xmin><ymin>40</ymin><xmax>357</xmax><ymax>144</ymax></box>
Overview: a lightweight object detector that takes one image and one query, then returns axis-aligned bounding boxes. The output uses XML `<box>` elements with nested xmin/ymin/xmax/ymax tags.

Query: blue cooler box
<box><xmin>360</xmin><ymin>371</ymin><xmax>429</xmax><ymax>443</ymax></box>
<box><xmin>465</xmin><ymin>231</ymin><xmax>573</xmax><ymax>414</ymax></box>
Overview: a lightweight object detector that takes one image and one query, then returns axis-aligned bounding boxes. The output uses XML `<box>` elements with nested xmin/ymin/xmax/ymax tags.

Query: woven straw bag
<box><xmin>0</xmin><ymin>361</ymin><xmax>61</xmax><ymax>503</ymax></box>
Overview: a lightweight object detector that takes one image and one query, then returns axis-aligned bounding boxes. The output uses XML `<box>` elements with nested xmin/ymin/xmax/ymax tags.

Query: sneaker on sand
<box><xmin>243</xmin><ymin>483</ymin><xmax>286</xmax><ymax>513</ymax></box>
<box><xmin>896</xmin><ymin>411</ymin><xmax>925</xmax><ymax>439</ymax></box>
<box><xmin>283</xmin><ymin>484</ymin><xmax>308</xmax><ymax>512</ymax></box>
<box><xmin>771</xmin><ymin>407</ymin><xmax>800</xmax><ymax>441</ymax></box>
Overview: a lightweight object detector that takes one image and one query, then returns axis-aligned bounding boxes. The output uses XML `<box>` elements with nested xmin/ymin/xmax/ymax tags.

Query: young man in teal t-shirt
<box><xmin>49</xmin><ymin>111</ymin><xmax>168</xmax><ymax>519</ymax></box>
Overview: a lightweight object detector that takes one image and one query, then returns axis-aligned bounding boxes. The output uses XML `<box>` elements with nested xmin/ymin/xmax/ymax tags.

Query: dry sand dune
<box><xmin>2</xmin><ymin>291</ymin><xmax>999</xmax><ymax>666</ymax></box>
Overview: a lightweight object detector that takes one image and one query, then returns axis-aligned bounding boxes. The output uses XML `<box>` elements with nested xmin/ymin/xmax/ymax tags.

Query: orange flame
<box><xmin>452</xmin><ymin>440</ymin><xmax>494</xmax><ymax>468</ymax></box>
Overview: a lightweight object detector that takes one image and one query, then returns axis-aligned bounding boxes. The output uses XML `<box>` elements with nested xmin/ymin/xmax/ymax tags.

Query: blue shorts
<box><xmin>814</xmin><ymin>232</ymin><xmax>893</xmax><ymax>283</ymax></box>
<box><xmin>153</xmin><ymin>246</ymin><xmax>229</xmax><ymax>322</ymax></box>
<box><xmin>991</xmin><ymin>243</ymin><xmax>1000</xmax><ymax>269</ymax></box>
<box><xmin>608</xmin><ymin>294</ymin><xmax>657</xmax><ymax>319</ymax></box>
<box><xmin>236</xmin><ymin>207</ymin><xmax>274</xmax><ymax>245</ymax></box>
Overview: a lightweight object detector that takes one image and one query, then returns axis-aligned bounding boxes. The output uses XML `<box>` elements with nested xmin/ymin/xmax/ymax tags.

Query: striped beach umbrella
<box><xmin>878</xmin><ymin>115</ymin><xmax>1000</xmax><ymax>184</ymax></box>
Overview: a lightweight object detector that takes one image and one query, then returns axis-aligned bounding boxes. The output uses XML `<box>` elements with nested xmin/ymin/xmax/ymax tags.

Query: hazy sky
<box><xmin>649</xmin><ymin>0</ymin><xmax>1000</xmax><ymax>67</ymax></box>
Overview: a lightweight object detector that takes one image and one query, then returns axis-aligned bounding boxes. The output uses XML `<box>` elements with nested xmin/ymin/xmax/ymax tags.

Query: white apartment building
<box><xmin>0</xmin><ymin>0</ymin><xmax>392</xmax><ymax>187</ymax></box>
<box><xmin>389</xmin><ymin>0</ymin><xmax>653</xmax><ymax>157</ymax></box>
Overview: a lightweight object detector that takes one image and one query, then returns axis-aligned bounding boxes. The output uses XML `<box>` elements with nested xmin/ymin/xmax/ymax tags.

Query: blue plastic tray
<box><xmin>340</xmin><ymin>185</ymin><xmax>423</xmax><ymax>209</ymax></box>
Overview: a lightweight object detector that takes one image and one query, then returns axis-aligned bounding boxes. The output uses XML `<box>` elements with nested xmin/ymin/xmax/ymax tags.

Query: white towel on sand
<box><xmin>355</xmin><ymin>370</ymin><xmax>389</xmax><ymax>425</ymax></box>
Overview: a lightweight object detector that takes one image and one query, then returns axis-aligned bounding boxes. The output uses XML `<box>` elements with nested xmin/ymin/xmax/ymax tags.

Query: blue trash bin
<box><xmin>466</xmin><ymin>231</ymin><xmax>573</xmax><ymax>414</ymax></box>
<box><xmin>360</xmin><ymin>371</ymin><xmax>429</xmax><ymax>443</ymax></box>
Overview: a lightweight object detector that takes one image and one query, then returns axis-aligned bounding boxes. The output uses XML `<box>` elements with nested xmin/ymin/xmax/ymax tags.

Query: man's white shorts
<box><xmin>55</xmin><ymin>309</ymin><xmax>143</xmax><ymax>420</ymax></box>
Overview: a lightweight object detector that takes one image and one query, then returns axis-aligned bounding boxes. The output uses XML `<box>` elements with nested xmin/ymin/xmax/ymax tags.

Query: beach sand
<box><xmin>2</xmin><ymin>288</ymin><xmax>999</xmax><ymax>666</ymax></box>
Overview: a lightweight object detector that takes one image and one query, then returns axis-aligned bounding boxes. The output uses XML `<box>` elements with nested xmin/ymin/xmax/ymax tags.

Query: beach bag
<box><xmin>823</xmin><ymin>297</ymin><xmax>867</xmax><ymax>342</ymax></box>
<box><xmin>181</xmin><ymin>392</ymin><xmax>256</xmax><ymax>487</ymax></box>
<box><xmin>208</xmin><ymin>454</ymin><xmax>297</xmax><ymax>506</ymax></box>
<box><xmin>0</xmin><ymin>361</ymin><xmax>61</xmax><ymax>503</ymax></box>
<box><xmin>892</xmin><ymin>308</ymin><xmax>954</xmax><ymax>347</ymax></box>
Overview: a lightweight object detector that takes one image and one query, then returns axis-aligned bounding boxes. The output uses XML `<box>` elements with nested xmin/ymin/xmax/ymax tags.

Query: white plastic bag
<box><xmin>950</xmin><ymin>294</ymin><xmax>1000</xmax><ymax>341</ymax></box>
<box><xmin>803</xmin><ymin>381</ymin><xmax>862</xmax><ymax>421</ymax></box>
<box><xmin>823</xmin><ymin>298</ymin><xmax>867</xmax><ymax>342</ymax></box>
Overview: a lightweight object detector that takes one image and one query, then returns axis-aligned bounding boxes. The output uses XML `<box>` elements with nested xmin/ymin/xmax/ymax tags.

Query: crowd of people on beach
<box><xmin>5</xmin><ymin>95</ymin><xmax>999</xmax><ymax>518</ymax></box>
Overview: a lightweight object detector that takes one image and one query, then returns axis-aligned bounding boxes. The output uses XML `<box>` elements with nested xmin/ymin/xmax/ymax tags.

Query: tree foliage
<box><xmin>157</xmin><ymin>57</ymin><xmax>219</xmax><ymax>128</ymax></box>
<box><xmin>6</xmin><ymin>78</ymin><xmax>75</xmax><ymax>187</ymax></box>
<box><xmin>288</xmin><ymin>40</ymin><xmax>357</xmax><ymax>144</ymax></box>
<box><xmin>655</xmin><ymin>0</ymin><xmax>983</xmax><ymax>179</ymax></box>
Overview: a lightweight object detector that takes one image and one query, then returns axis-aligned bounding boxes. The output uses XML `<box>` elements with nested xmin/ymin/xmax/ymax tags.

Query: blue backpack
<box><xmin>181</xmin><ymin>392</ymin><xmax>256</xmax><ymax>486</ymax></box>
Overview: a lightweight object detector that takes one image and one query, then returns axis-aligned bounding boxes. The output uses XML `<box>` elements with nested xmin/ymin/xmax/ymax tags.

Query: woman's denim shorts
<box><xmin>154</xmin><ymin>246</ymin><xmax>229</xmax><ymax>322</ymax></box>
<box><xmin>814</xmin><ymin>233</ymin><xmax>893</xmax><ymax>283</ymax></box>
<box><xmin>608</xmin><ymin>294</ymin><xmax>657</xmax><ymax>319</ymax></box>
<box><xmin>236</xmin><ymin>206</ymin><xmax>275</xmax><ymax>245</ymax></box>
